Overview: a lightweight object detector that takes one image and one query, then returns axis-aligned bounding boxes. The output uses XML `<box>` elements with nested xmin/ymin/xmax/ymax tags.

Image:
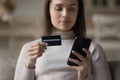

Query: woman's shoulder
<box><xmin>90</xmin><ymin>38</ymin><xmax>102</xmax><ymax>48</ymax></box>
<box><xmin>89</xmin><ymin>39</ymin><xmax>104</xmax><ymax>54</ymax></box>
<box><xmin>90</xmin><ymin>39</ymin><xmax>105</xmax><ymax>61</ymax></box>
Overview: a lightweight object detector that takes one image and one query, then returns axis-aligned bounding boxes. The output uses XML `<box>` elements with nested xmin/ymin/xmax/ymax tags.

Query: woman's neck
<box><xmin>51</xmin><ymin>30</ymin><xmax>75</xmax><ymax>39</ymax></box>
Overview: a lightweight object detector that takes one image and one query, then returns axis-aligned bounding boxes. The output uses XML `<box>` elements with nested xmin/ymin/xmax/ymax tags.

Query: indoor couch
<box><xmin>108</xmin><ymin>61</ymin><xmax>120</xmax><ymax>80</ymax></box>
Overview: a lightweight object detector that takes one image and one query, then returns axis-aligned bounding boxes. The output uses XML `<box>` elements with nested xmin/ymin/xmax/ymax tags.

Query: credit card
<box><xmin>42</xmin><ymin>35</ymin><xmax>61</xmax><ymax>46</ymax></box>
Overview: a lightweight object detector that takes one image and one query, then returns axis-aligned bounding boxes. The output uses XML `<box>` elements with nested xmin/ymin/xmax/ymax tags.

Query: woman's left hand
<box><xmin>68</xmin><ymin>48</ymin><xmax>91</xmax><ymax>80</ymax></box>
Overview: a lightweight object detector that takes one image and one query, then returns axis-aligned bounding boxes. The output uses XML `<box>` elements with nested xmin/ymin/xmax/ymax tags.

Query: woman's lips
<box><xmin>60</xmin><ymin>20</ymin><xmax>71</xmax><ymax>24</ymax></box>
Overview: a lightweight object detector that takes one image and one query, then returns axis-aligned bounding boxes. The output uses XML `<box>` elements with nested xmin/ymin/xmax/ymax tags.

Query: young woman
<box><xmin>14</xmin><ymin>0</ymin><xmax>112</xmax><ymax>80</ymax></box>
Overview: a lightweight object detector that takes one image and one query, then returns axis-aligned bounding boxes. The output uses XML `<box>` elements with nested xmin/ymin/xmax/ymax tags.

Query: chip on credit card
<box><xmin>42</xmin><ymin>35</ymin><xmax>61</xmax><ymax>46</ymax></box>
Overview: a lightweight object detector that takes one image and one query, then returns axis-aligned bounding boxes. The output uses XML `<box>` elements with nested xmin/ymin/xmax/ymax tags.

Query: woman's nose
<box><xmin>62</xmin><ymin>9</ymin><xmax>68</xmax><ymax>18</ymax></box>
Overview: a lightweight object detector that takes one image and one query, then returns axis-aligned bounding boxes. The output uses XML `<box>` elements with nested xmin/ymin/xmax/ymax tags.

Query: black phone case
<box><xmin>67</xmin><ymin>37</ymin><xmax>91</xmax><ymax>66</ymax></box>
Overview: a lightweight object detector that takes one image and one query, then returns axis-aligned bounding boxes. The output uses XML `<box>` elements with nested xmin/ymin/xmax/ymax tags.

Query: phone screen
<box><xmin>67</xmin><ymin>37</ymin><xmax>91</xmax><ymax>66</ymax></box>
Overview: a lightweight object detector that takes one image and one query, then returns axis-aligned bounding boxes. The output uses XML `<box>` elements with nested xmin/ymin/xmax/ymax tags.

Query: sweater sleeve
<box><xmin>89</xmin><ymin>42</ymin><xmax>112</xmax><ymax>80</ymax></box>
<box><xmin>14</xmin><ymin>43</ymin><xmax>35</xmax><ymax>80</ymax></box>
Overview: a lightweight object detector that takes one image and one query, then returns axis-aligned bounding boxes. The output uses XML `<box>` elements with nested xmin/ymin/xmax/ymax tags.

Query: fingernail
<box><xmin>43</xmin><ymin>42</ymin><xmax>48</xmax><ymax>46</ymax></box>
<box><xmin>72</xmin><ymin>50</ymin><xmax>74</xmax><ymax>53</ymax></box>
<box><xmin>82</xmin><ymin>48</ymin><xmax>85</xmax><ymax>51</ymax></box>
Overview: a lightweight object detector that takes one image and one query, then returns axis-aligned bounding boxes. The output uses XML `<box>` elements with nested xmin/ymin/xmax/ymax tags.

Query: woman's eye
<box><xmin>55</xmin><ymin>7</ymin><xmax>62</xmax><ymax>11</ymax></box>
<box><xmin>69</xmin><ymin>7</ymin><xmax>76</xmax><ymax>11</ymax></box>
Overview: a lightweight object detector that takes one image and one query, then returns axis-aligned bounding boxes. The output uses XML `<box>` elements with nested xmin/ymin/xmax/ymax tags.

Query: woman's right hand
<box><xmin>25</xmin><ymin>42</ymin><xmax>47</xmax><ymax>69</ymax></box>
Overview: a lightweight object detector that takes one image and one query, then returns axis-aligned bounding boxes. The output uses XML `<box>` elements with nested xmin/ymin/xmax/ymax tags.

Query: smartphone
<box><xmin>67</xmin><ymin>37</ymin><xmax>91</xmax><ymax>66</ymax></box>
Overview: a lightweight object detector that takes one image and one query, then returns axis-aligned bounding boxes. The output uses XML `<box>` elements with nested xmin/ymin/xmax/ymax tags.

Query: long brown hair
<box><xmin>43</xmin><ymin>0</ymin><xmax>86</xmax><ymax>37</ymax></box>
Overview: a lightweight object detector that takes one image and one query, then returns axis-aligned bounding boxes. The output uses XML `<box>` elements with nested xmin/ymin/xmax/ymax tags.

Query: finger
<box><xmin>28</xmin><ymin>50</ymin><xmax>44</xmax><ymax>58</ymax></box>
<box><xmin>30</xmin><ymin>54</ymin><xmax>38</xmax><ymax>60</ymax></box>
<box><xmin>28</xmin><ymin>46</ymin><xmax>39</xmax><ymax>52</ymax></box>
<box><xmin>68</xmin><ymin>58</ymin><xmax>83</xmax><ymax>66</ymax></box>
<box><xmin>83</xmin><ymin>48</ymin><xmax>91</xmax><ymax>60</ymax></box>
<box><xmin>28</xmin><ymin>50</ymin><xmax>39</xmax><ymax>56</ymax></box>
<box><xmin>39</xmin><ymin>45</ymin><xmax>46</xmax><ymax>53</ymax></box>
<box><xmin>39</xmin><ymin>42</ymin><xmax>48</xmax><ymax>47</ymax></box>
<box><xmin>30</xmin><ymin>42</ymin><xmax>46</xmax><ymax>54</ymax></box>
<box><xmin>68</xmin><ymin>66</ymin><xmax>78</xmax><ymax>70</ymax></box>
<box><xmin>29</xmin><ymin>42</ymin><xmax>47</xmax><ymax>49</ymax></box>
<box><xmin>72</xmin><ymin>50</ymin><xmax>86</xmax><ymax>62</ymax></box>
<box><xmin>28</xmin><ymin>42</ymin><xmax>40</xmax><ymax>52</ymax></box>
<box><xmin>39</xmin><ymin>42</ymin><xmax>48</xmax><ymax>50</ymax></box>
<box><xmin>42</xmin><ymin>42</ymin><xmax>48</xmax><ymax>46</ymax></box>
<box><xmin>30</xmin><ymin>43</ymin><xmax>40</xmax><ymax>47</ymax></box>
<box><xmin>37</xmin><ymin>52</ymin><xmax>44</xmax><ymax>57</ymax></box>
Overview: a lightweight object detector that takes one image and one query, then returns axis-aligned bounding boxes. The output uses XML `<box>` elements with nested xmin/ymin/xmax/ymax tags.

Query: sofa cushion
<box><xmin>108</xmin><ymin>61</ymin><xmax>120</xmax><ymax>80</ymax></box>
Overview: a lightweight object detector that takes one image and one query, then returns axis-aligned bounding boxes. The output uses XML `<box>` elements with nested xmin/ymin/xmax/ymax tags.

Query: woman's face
<box><xmin>49</xmin><ymin>0</ymin><xmax>78</xmax><ymax>31</ymax></box>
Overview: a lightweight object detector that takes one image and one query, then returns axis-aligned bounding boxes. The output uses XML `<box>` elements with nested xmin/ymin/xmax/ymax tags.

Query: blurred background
<box><xmin>0</xmin><ymin>0</ymin><xmax>120</xmax><ymax>80</ymax></box>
